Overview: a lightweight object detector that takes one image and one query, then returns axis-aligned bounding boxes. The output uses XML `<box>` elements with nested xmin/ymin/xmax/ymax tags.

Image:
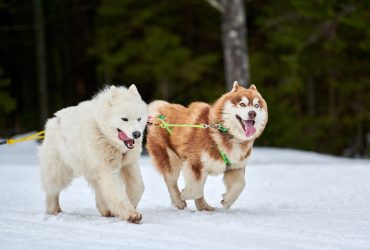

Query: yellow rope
<box><xmin>150</xmin><ymin>115</ymin><xmax>228</xmax><ymax>135</ymax></box>
<box><xmin>3</xmin><ymin>131</ymin><xmax>45</xmax><ymax>145</ymax></box>
<box><xmin>149</xmin><ymin>115</ymin><xmax>232</xmax><ymax>165</ymax></box>
<box><xmin>157</xmin><ymin>118</ymin><xmax>204</xmax><ymax>135</ymax></box>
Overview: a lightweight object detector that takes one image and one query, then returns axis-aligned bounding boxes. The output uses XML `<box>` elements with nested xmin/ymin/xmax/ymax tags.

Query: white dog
<box><xmin>39</xmin><ymin>85</ymin><xmax>147</xmax><ymax>223</ymax></box>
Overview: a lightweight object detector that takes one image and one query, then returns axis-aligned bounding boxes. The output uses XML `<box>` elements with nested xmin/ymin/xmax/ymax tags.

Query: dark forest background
<box><xmin>0</xmin><ymin>0</ymin><xmax>369</xmax><ymax>157</ymax></box>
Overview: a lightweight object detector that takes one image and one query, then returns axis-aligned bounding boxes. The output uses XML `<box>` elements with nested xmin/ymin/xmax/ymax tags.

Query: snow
<box><xmin>1</xmin><ymin>139</ymin><xmax>370</xmax><ymax>250</ymax></box>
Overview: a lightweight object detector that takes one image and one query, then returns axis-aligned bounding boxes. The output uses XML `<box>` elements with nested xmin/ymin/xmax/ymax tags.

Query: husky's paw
<box><xmin>221</xmin><ymin>193</ymin><xmax>235</xmax><ymax>209</ymax></box>
<box><xmin>197</xmin><ymin>203</ymin><xmax>215</xmax><ymax>211</ymax></box>
<box><xmin>221</xmin><ymin>199</ymin><xmax>232</xmax><ymax>209</ymax></box>
<box><xmin>173</xmin><ymin>199</ymin><xmax>187</xmax><ymax>210</ymax></box>
<box><xmin>195</xmin><ymin>198</ymin><xmax>215</xmax><ymax>211</ymax></box>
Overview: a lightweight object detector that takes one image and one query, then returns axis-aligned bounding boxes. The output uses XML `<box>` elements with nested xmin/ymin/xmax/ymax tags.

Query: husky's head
<box><xmin>95</xmin><ymin>85</ymin><xmax>147</xmax><ymax>151</ymax></box>
<box><xmin>215</xmin><ymin>81</ymin><xmax>268</xmax><ymax>142</ymax></box>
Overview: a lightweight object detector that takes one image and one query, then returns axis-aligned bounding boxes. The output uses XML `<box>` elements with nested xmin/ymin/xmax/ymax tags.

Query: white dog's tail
<box><xmin>148</xmin><ymin>100</ymin><xmax>169</xmax><ymax>117</ymax></box>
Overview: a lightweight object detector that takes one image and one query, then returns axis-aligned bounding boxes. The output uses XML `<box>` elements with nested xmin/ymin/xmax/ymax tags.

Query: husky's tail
<box><xmin>148</xmin><ymin>100</ymin><xmax>169</xmax><ymax>117</ymax></box>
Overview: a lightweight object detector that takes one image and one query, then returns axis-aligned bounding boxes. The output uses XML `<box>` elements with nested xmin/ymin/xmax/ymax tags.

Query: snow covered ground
<box><xmin>1</xmin><ymin>139</ymin><xmax>370</xmax><ymax>250</ymax></box>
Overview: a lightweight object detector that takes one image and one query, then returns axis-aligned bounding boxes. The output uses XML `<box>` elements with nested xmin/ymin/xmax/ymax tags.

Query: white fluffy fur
<box><xmin>39</xmin><ymin>85</ymin><xmax>147</xmax><ymax>223</ymax></box>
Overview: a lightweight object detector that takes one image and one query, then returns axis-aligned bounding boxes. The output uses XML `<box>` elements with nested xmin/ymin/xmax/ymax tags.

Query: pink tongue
<box><xmin>118</xmin><ymin>131</ymin><xmax>130</xmax><ymax>141</ymax></box>
<box><xmin>243</xmin><ymin>121</ymin><xmax>256</xmax><ymax>137</ymax></box>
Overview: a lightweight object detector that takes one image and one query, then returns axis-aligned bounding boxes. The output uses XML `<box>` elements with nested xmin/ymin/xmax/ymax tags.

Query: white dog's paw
<box><xmin>100</xmin><ymin>209</ymin><xmax>113</xmax><ymax>217</ymax></box>
<box><xmin>120</xmin><ymin>210</ymin><xmax>142</xmax><ymax>224</ymax></box>
<box><xmin>173</xmin><ymin>199</ymin><xmax>187</xmax><ymax>210</ymax></box>
<box><xmin>128</xmin><ymin>212</ymin><xmax>142</xmax><ymax>224</ymax></box>
<box><xmin>46</xmin><ymin>208</ymin><xmax>62</xmax><ymax>215</ymax></box>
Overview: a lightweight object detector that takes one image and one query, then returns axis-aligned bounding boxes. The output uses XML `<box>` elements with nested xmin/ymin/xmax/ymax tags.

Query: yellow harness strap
<box><xmin>1</xmin><ymin>131</ymin><xmax>45</xmax><ymax>145</ymax></box>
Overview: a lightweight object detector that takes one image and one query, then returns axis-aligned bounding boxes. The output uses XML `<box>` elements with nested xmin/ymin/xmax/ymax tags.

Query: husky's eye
<box><xmin>137</xmin><ymin>117</ymin><xmax>141</xmax><ymax>122</ymax></box>
<box><xmin>121</xmin><ymin>118</ymin><xmax>128</xmax><ymax>122</ymax></box>
<box><xmin>254</xmin><ymin>104</ymin><xmax>260</xmax><ymax>108</ymax></box>
<box><xmin>239</xmin><ymin>103</ymin><xmax>246</xmax><ymax>107</ymax></box>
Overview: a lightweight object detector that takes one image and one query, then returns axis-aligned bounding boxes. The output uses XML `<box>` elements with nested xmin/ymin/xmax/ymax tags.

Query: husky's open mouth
<box><xmin>236</xmin><ymin>115</ymin><xmax>256</xmax><ymax>137</ymax></box>
<box><xmin>117</xmin><ymin>129</ymin><xmax>135</xmax><ymax>149</ymax></box>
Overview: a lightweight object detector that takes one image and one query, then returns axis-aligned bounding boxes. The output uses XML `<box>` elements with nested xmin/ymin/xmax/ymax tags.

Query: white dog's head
<box><xmin>215</xmin><ymin>81</ymin><xmax>268</xmax><ymax>142</ymax></box>
<box><xmin>95</xmin><ymin>84</ymin><xmax>147</xmax><ymax>151</ymax></box>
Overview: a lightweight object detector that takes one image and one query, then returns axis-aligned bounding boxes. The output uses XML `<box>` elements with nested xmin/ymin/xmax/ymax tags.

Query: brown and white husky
<box><xmin>146</xmin><ymin>81</ymin><xmax>268</xmax><ymax>211</ymax></box>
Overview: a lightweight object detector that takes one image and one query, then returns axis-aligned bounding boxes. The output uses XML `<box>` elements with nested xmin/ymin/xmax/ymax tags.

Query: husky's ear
<box><xmin>231</xmin><ymin>81</ymin><xmax>240</xmax><ymax>92</ymax></box>
<box><xmin>128</xmin><ymin>84</ymin><xmax>141</xmax><ymax>98</ymax></box>
<box><xmin>249</xmin><ymin>84</ymin><xmax>257</xmax><ymax>91</ymax></box>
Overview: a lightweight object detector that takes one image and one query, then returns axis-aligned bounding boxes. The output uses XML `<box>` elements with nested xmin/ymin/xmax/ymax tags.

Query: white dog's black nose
<box><xmin>132</xmin><ymin>131</ymin><xmax>141</xmax><ymax>139</ymax></box>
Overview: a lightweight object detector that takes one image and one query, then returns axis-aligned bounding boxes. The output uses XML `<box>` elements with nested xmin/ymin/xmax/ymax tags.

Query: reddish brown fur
<box><xmin>146</xmin><ymin>83</ymin><xmax>267</xmax><ymax>210</ymax></box>
<box><xmin>147</xmin><ymin>87</ymin><xmax>266</xmax><ymax>178</ymax></box>
<box><xmin>147</xmin><ymin>86</ymin><xmax>266</xmax><ymax>178</ymax></box>
<box><xmin>147</xmin><ymin>102</ymin><xmax>220</xmax><ymax>180</ymax></box>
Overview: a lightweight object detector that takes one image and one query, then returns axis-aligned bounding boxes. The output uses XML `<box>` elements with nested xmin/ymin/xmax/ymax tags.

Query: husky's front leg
<box><xmin>221</xmin><ymin>168</ymin><xmax>246</xmax><ymax>209</ymax></box>
<box><xmin>120</xmin><ymin>161</ymin><xmax>145</xmax><ymax>208</ymax></box>
<box><xmin>97</xmin><ymin>168</ymin><xmax>142</xmax><ymax>223</ymax></box>
<box><xmin>181</xmin><ymin>162</ymin><xmax>207</xmax><ymax>200</ymax></box>
<box><xmin>181</xmin><ymin>164</ymin><xmax>214</xmax><ymax>211</ymax></box>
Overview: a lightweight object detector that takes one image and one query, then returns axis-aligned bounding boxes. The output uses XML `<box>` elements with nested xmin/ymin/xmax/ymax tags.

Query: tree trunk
<box><xmin>307</xmin><ymin>77</ymin><xmax>315</xmax><ymax>116</ymax></box>
<box><xmin>220</xmin><ymin>0</ymin><xmax>250</xmax><ymax>89</ymax></box>
<box><xmin>34</xmin><ymin>0</ymin><xmax>48</xmax><ymax>127</ymax></box>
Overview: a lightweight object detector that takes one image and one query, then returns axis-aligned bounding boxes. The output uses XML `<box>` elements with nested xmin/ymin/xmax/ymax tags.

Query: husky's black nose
<box><xmin>248</xmin><ymin>111</ymin><xmax>256</xmax><ymax>119</ymax></box>
<box><xmin>132</xmin><ymin>131</ymin><xmax>141</xmax><ymax>139</ymax></box>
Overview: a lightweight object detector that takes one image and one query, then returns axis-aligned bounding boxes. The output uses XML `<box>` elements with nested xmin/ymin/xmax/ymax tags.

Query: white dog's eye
<box><xmin>122</xmin><ymin>118</ymin><xmax>128</xmax><ymax>122</ymax></box>
<box><xmin>254</xmin><ymin>104</ymin><xmax>260</xmax><ymax>108</ymax></box>
<box><xmin>137</xmin><ymin>117</ymin><xmax>141</xmax><ymax>121</ymax></box>
<box><xmin>239</xmin><ymin>103</ymin><xmax>246</xmax><ymax>107</ymax></box>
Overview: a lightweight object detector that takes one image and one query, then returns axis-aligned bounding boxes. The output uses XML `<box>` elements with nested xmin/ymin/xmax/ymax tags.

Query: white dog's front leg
<box><xmin>120</xmin><ymin>161</ymin><xmax>145</xmax><ymax>208</ymax></box>
<box><xmin>221</xmin><ymin>168</ymin><xmax>246</xmax><ymax>209</ymax></box>
<box><xmin>97</xmin><ymin>168</ymin><xmax>142</xmax><ymax>223</ymax></box>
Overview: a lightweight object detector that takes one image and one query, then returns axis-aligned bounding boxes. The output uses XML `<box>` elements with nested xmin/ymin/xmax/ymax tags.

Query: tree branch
<box><xmin>205</xmin><ymin>0</ymin><xmax>224</xmax><ymax>13</ymax></box>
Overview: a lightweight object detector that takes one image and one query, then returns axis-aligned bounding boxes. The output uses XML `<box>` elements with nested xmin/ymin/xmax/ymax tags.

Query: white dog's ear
<box><xmin>110</xmin><ymin>85</ymin><xmax>117</xmax><ymax>92</ymax></box>
<box><xmin>231</xmin><ymin>81</ymin><xmax>240</xmax><ymax>92</ymax></box>
<box><xmin>249</xmin><ymin>84</ymin><xmax>257</xmax><ymax>91</ymax></box>
<box><xmin>109</xmin><ymin>85</ymin><xmax>119</xmax><ymax>98</ymax></box>
<box><xmin>108</xmin><ymin>85</ymin><xmax>119</xmax><ymax>105</ymax></box>
<box><xmin>128</xmin><ymin>84</ymin><xmax>141</xmax><ymax>98</ymax></box>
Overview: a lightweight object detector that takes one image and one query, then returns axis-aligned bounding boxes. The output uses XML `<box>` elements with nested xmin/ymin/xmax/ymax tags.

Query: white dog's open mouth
<box><xmin>117</xmin><ymin>129</ymin><xmax>135</xmax><ymax>149</ymax></box>
<box><xmin>236</xmin><ymin>115</ymin><xmax>256</xmax><ymax>137</ymax></box>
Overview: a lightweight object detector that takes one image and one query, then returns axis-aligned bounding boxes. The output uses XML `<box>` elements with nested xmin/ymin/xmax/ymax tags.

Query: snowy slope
<box><xmin>0</xmin><ymin>139</ymin><xmax>370</xmax><ymax>250</ymax></box>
